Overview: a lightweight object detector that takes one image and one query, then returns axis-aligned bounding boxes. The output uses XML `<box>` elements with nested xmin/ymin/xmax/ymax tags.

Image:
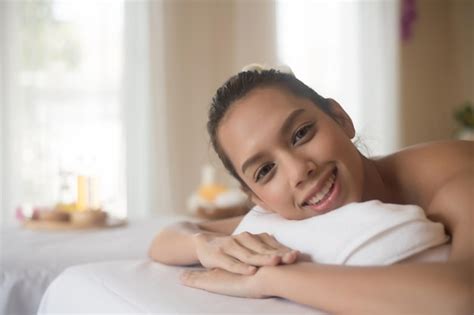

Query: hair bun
<box><xmin>240</xmin><ymin>63</ymin><xmax>294</xmax><ymax>76</ymax></box>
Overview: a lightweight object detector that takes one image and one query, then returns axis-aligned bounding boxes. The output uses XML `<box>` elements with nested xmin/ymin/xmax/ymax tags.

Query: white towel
<box><xmin>233</xmin><ymin>200</ymin><xmax>449</xmax><ymax>266</ymax></box>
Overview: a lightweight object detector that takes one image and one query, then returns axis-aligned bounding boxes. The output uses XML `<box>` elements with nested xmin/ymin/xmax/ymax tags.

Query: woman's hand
<box><xmin>180</xmin><ymin>267</ymin><xmax>268</xmax><ymax>299</ymax></box>
<box><xmin>192</xmin><ymin>231</ymin><xmax>298</xmax><ymax>275</ymax></box>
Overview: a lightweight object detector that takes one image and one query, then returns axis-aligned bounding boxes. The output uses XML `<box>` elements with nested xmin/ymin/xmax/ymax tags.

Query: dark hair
<box><xmin>207</xmin><ymin>69</ymin><xmax>331</xmax><ymax>189</ymax></box>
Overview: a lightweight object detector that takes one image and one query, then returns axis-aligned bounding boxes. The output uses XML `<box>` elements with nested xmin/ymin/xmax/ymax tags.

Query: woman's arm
<box><xmin>148</xmin><ymin>215</ymin><xmax>244</xmax><ymax>265</ymax></box>
<box><xmin>427</xmin><ymin>169</ymin><xmax>473</xmax><ymax>262</ymax></box>
<box><xmin>256</xmin><ymin>259</ymin><xmax>472</xmax><ymax>314</ymax></box>
<box><xmin>182</xmin><ymin>249</ymin><xmax>472</xmax><ymax>314</ymax></box>
<box><xmin>149</xmin><ymin>215</ymin><xmax>299</xmax><ymax>274</ymax></box>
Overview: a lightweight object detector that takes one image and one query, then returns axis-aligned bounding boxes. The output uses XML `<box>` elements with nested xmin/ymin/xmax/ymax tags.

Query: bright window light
<box><xmin>11</xmin><ymin>0</ymin><xmax>126</xmax><ymax>219</ymax></box>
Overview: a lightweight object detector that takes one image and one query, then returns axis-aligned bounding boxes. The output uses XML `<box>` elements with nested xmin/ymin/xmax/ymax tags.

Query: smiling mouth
<box><xmin>301</xmin><ymin>168</ymin><xmax>337</xmax><ymax>208</ymax></box>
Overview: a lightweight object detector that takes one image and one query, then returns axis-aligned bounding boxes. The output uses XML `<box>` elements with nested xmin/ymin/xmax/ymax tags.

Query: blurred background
<box><xmin>0</xmin><ymin>0</ymin><xmax>472</xmax><ymax>226</ymax></box>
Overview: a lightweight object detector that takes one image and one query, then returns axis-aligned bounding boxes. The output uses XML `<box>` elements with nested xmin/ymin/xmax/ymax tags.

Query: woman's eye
<box><xmin>292</xmin><ymin>124</ymin><xmax>313</xmax><ymax>145</ymax></box>
<box><xmin>255</xmin><ymin>163</ymin><xmax>274</xmax><ymax>182</ymax></box>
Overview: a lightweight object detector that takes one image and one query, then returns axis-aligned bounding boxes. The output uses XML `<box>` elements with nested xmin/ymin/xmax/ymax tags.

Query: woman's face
<box><xmin>218</xmin><ymin>86</ymin><xmax>365</xmax><ymax>219</ymax></box>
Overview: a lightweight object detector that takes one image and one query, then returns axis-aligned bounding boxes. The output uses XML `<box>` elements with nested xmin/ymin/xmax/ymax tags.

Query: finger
<box><xmin>180</xmin><ymin>270</ymin><xmax>205</xmax><ymax>288</ymax></box>
<box><xmin>215</xmin><ymin>253</ymin><xmax>257</xmax><ymax>275</ymax></box>
<box><xmin>235</xmin><ymin>232</ymin><xmax>281</xmax><ymax>255</ymax></box>
<box><xmin>180</xmin><ymin>269</ymin><xmax>258</xmax><ymax>298</ymax></box>
<box><xmin>181</xmin><ymin>268</ymin><xmax>231</xmax><ymax>287</ymax></box>
<box><xmin>257</xmin><ymin>233</ymin><xmax>299</xmax><ymax>264</ymax></box>
<box><xmin>181</xmin><ymin>270</ymin><xmax>219</xmax><ymax>291</ymax></box>
<box><xmin>281</xmin><ymin>250</ymin><xmax>299</xmax><ymax>264</ymax></box>
<box><xmin>223</xmin><ymin>240</ymin><xmax>281</xmax><ymax>266</ymax></box>
<box><xmin>257</xmin><ymin>233</ymin><xmax>291</xmax><ymax>251</ymax></box>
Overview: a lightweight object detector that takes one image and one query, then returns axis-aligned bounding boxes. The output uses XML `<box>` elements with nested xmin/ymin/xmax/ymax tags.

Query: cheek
<box><xmin>252</xmin><ymin>179</ymin><xmax>294</xmax><ymax>211</ymax></box>
<box><xmin>304</xmin><ymin>128</ymin><xmax>346</xmax><ymax>162</ymax></box>
<box><xmin>260</xmin><ymin>181</ymin><xmax>290</xmax><ymax>203</ymax></box>
<box><xmin>306</xmin><ymin>127</ymin><xmax>364</xmax><ymax>199</ymax></box>
<box><xmin>332</xmin><ymin>140</ymin><xmax>364</xmax><ymax>201</ymax></box>
<box><xmin>315</xmin><ymin>123</ymin><xmax>358</xmax><ymax>163</ymax></box>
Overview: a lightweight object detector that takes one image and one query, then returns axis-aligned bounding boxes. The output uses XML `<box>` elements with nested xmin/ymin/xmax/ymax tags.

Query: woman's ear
<box><xmin>327</xmin><ymin>99</ymin><xmax>355</xmax><ymax>139</ymax></box>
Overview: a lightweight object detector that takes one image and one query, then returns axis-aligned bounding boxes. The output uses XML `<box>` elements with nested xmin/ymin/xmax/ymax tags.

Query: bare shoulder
<box><xmin>388</xmin><ymin>140</ymin><xmax>472</xmax><ymax>173</ymax></box>
<box><xmin>378</xmin><ymin>141</ymin><xmax>473</xmax><ymax>260</ymax></box>
<box><xmin>377</xmin><ymin>140</ymin><xmax>473</xmax><ymax>205</ymax></box>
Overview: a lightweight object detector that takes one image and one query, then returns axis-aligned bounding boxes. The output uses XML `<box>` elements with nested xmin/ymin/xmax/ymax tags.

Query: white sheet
<box><xmin>38</xmin><ymin>260</ymin><xmax>323</xmax><ymax>314</ymax></box>
<box><xmin>38</xmin><ymin>245</ymin><xmax>450</xmax><ymax>314</ymax></box>
<box><xmin>0</xmin><ymin>215</ymin><xmax>185</xmax><ymax>315</ymax></box>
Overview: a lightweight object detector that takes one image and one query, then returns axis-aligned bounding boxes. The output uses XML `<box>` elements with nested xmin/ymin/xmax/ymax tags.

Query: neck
<box><xmin>360</xmin><ymin>155</ymin><xmax>392</xmax><ymax>203</ymax></box>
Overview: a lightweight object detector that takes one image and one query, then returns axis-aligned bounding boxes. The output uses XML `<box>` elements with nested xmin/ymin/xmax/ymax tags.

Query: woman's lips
<box><xmin>303</xmin><ymin>168</ymin><xmax>339</xmax><ymax>214</ymax></box>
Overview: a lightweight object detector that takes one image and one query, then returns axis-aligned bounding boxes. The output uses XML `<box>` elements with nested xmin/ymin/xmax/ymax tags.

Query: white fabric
<box><xmin>233</xmin><ymin>200</ymin><xmax>449</xmax><ymax>265</ymax></box>
<box><xmin>0</xmin><ymin>215</ymin><xmax>185</xmax><ymax>315</ymax></box>
<box><xmin>38</xmin><ymin>260</ymin><xmax>325</xmax><ymax>314</ymax></box>
<box><xmin>38</xmin><ymin>244</ymin><xmax>450</xmax><ymax>314</ymax></box>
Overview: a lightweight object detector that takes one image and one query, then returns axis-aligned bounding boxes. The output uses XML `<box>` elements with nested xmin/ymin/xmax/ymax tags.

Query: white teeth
<box><xmin>306</xmin><ymin>173</ymin><xmax>335</xmax><ymax>206</ymax></box>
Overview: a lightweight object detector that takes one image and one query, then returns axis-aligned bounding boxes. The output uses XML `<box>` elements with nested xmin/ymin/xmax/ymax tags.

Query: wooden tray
<box><xmin>23</xmin><ymin>217</ymin><xmax>127</xmax><ymax>231</ymax></box>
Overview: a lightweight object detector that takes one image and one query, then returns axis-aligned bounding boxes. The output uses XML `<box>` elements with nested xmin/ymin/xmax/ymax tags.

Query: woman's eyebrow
<box><xmin>280</xmin><ymin>108</ymin><xmax>306</xmax><ymax>136</ymax></box>
<box><xmin>241</xmin><ymin>152</ymin><xmax>265</xmax><ymax>175</ymax></box>
<box><xmin>241</xmin><ymin>108</ymin><xmax>307</xmax><ymax>175</ymax></box>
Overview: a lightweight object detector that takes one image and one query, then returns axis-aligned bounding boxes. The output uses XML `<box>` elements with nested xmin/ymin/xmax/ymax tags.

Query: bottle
<box><xmin>197</xmin><ymin>164</ymin><xmax>228</xmax><ymax>202</ymax></box>
<box><xmin>56</xmin><ymin>170</ymin><xmax>76</xmax><ymax>212</ymax></box>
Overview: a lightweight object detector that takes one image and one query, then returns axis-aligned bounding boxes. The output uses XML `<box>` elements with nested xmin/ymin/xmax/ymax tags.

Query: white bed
<box><xmin>0</xmin><ymin>215</ymin><xmax>185</xmax><ymax>315</ymax></box>
<box><xmin>38</xmin><ymin>260</ymin><xmax>323</xmax><ymax>314</ymax></box>
<box><xmin>37</xmin><ymin>244</ymin><xmax>450</xmax><ymax>314</ymax></box>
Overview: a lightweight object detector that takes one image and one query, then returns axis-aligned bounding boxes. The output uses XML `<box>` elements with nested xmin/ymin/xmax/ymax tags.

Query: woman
<box><xmin>149</xmin><ymin>68</ymin><xmax>473</xmax><ymax>314</ymax></box>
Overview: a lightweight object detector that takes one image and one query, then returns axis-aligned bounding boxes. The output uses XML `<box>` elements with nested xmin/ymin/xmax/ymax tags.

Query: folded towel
<box><xmin>233</xmin><ymin>200</ymin><xmax>449</xmax><ymax>266</ymax></box>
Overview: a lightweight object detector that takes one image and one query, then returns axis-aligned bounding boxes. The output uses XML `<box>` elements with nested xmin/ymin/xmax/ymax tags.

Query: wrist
<box><xmin>191</xmin><ymin>231</ymin><xmax>223</xmax><ymax>261</ymax></box>
<box><xmin>254</xmin><ymin>265</ymin><xmax>280</xmax><ymax>298</ymax></box>
<box><xmin>191</xmin><ymin>230</ymin><xmax>221</xmax><ymax>246</ymax></box>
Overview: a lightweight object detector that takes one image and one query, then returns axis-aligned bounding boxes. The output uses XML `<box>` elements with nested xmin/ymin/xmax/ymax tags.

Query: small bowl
<box><xmin>70</xmin><ymin>210</ymin><xmax>107</xmax><ymax>227</ymax></box>
<box><xmin>37</xmin><ymin>210</ymin><xmax>70</xmax><ymax>222</ymax></box>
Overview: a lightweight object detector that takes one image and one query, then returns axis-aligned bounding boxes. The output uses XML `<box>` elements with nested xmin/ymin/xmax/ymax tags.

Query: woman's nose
<box><xmin>283</xmin><ymin>154</ymin><xmax>318</xmax><ymax>188</ymax></box>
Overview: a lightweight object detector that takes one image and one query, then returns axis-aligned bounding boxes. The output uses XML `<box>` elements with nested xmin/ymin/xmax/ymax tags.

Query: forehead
<box><xmin>225</xmin><ymin>86</ymin><xmax>305</xmax><ymax>126</ymax></box>
<box><xmin>217</xmin><ymin>87</ymin><xmax>319</xmax><ymax>173</ymax></box>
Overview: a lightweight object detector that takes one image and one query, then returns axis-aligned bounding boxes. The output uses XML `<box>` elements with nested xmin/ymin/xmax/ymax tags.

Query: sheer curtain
<box><xmin>0</xmin><ymin>1</ymin><xmax>171</xmax><ymax>225</ymax></box>
<box><xmin>122</xmin><ymin>0</ymin><xmax>172</xmax><ymax>219</ymax></box>
<box><xmin>0</xmin><ymin>1</ymin><xmax>132</xmax><ymax>226</ymax></box>
<box><xmin>277</xmin><ymin>0</ymin><xmax>400</xmax><ymax>155</ymax></box>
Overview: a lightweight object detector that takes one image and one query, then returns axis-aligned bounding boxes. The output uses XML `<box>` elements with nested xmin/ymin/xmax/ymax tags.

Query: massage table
<box><xmin>37</xmin><ymin>245</ymin><xmax>450</xmax><ymax>314</ymax></box>
<box><xmin>37</xmin><ymin>201</ymin><xmax>451</xmax><ymax>314</ymax></box>
<box><xmin>0</xmin><ymin>215</ymin><xmax>185</xmax><ymax>315</ymax></box>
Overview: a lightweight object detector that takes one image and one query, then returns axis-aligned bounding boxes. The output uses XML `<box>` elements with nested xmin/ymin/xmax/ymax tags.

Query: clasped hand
<box><xmin>180</xmin><ymin>231</ymin><xmax>298</xmax><ymax>298</ymax></box>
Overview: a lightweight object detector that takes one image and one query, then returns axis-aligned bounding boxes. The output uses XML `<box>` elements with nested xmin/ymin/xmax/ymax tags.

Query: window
<box><xmin>2</xmin><ymin>0</ymin><xmax>127</xmax><ymax>224</ymax></box>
